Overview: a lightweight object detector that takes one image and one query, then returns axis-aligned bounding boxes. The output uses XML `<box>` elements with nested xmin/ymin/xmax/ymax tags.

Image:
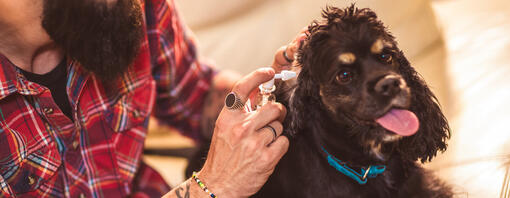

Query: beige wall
<box><xmin>174</xmin><ymin>0</ymin><xmax>442</xmax><ymax>74</ymax></box>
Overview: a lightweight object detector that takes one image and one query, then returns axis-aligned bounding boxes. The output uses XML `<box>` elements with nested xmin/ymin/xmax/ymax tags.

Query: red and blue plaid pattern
<box><xmin>0</xmin><ymin>0</ymin><xmax>213</xmax><ymax>197</ymax></box>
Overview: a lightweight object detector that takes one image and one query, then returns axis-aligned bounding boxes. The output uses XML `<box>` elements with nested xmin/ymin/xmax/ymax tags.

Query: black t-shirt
<box><xmin>21</xmin><ymin>59</ymin><xmax>73</xmax><ymax>120</ymax></box>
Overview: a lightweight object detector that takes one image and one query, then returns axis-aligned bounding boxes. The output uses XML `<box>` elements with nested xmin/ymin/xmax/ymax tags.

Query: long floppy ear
<box><xmin>396</xmin><ymin>50</ymin><xmax>451</xmax><ymax>163</ymax></box>
<box><xmin>282</xmin><ymin>23</ymin><xmax>328</xmax><ymax>137</ymax></box>
<box><xmin>284</xmin><ymin>68</ymin><xmax>320</xmax><ymax>137</ymax></box>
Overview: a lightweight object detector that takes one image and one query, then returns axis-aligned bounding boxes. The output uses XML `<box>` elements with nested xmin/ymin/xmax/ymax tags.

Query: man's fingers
<box><xmin>273</xmin><ymin>46</ymin><xmax>291</xmax><ymax>72</ymax></box>
<box><xmin>272</xmin><ymin>32</ymin><xmax>308</xmax><ymax>71</ymax></box>
<box><xmin>251</xmin><ymin>102</ymin><xmax>286</xmax><ymax>129</ymax></box>
<box><xmin>255</xmin><ymin>121</ymin><xmax>283</xmax><ymax>146</ymax></box>
<box><xmin>231</xmin><ymin>68</ymin><xmax>275</xmax><ymax>103</ymax></box>
<box><xmin>264</xmin><ymin>135</ymin><xmax>290</xmax><ymax>166</ymax></box>
<box><xmin>287</xmin><ymin>33</ymin><xmax>307</xmax><ymax>58</ymax></box>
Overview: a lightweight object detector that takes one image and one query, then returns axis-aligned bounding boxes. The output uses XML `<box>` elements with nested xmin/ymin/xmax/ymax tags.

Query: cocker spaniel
<box><xmin>253</xmin><ymin>5</ymin><xmax>453</xmax><ymax>198</ymax></box>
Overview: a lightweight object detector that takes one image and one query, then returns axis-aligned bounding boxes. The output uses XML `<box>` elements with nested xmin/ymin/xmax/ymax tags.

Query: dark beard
<box><xmin>42</xmin><ymin>0</ymin><xmax>144</xmax><ymax>81</ymax></box>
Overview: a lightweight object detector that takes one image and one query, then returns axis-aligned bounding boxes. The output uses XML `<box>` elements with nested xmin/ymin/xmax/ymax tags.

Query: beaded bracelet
<box><xmin>192</xmin><ymin>172</ymin><xmax>217</xmax><ymax>198</ymax></box>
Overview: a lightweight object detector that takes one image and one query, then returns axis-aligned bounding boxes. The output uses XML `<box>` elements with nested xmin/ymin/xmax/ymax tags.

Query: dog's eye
<box><xmin>336</xmin><ymin>71</ymin><xmax>353</xmax><ymax>84</ymax></box>
<box><xmin>379</xmin><ymin>53</ymin><xmax>393</xmax><ymax>64</ymax></box>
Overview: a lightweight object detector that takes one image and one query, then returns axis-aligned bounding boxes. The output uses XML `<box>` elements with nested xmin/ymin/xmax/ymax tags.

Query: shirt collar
<box><xmin>0</xmin><ymin>54</ymin><xmax>47</xmax><ymax>100</ymax></box>
<box><xmin>0</xmin><ymin>54</ymin><xmax>89</xmax><ymax>103</ymax></box>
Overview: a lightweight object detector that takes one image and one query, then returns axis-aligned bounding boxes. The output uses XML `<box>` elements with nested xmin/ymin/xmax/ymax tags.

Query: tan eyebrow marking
<box><xmin>338</xmin><ymin>52</ymin><xmax>356</xmax><ymax>64</ymax></box>
<box><xmin>371</xmin><ymin>39</ymin><xmax>384</xmax><ymax>54</ymax></box>
<box><xmin>371</xmin><ymin>38</ymin><xmax>394</xmax><ymax>54</ymax></box>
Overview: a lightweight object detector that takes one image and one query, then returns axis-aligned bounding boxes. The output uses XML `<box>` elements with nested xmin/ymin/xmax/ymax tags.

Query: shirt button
<box><xmin>28</xmin><ymin>175</ymin><xmax>35</xmax><ymax>185</ymax></box>
<box><xmin>43</xmin><ymin>107</ymin><xmax>54</xmax><ymax>115</ymax></box>
<box><xmin>72</xmin><ymin>140</ymin><xmax>80</xmax><ymax>150</ymax></box>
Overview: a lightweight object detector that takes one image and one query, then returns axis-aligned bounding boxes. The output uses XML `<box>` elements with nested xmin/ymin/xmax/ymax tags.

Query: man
<box><xmin>0</xmin><ymin>0</ymin><xmax>303</xmax><ymax>197</ymax></box>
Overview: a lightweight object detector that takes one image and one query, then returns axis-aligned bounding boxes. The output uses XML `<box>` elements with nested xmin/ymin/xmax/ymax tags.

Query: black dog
<box><xmin>253</xmin><ymin>5</ymin><xmax>453</xmax><ymax>198</ymax></box>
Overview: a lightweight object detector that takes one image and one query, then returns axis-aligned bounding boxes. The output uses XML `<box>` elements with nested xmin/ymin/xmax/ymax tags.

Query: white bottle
<box><xmin>254</xmin><ymin>70</ymin><xmax>297</xmax><ymax>110</ymax></box>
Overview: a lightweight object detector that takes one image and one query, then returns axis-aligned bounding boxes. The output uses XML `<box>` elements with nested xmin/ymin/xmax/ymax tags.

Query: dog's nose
<box><xmin>374</xmin><ymin>75</ymin><xmax>404</xmax><ymax>97</ymax></box>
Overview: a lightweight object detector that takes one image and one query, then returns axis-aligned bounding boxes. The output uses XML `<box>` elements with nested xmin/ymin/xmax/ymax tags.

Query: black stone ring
<box><xmin>225</xmin><ymin>92</ymin><xmax>244</xmax><ymax>111</ymax></box>
<box><xmin>282</xmin><ymin>45</ymin><xmax>294</xmax><ymax>63</ymax></box>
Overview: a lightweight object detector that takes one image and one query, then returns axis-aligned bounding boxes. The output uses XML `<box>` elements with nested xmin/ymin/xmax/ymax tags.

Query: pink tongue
<box><xmin>375</xmin><ymin>109</ymin><xmax>419</xmax><ymax>136</ymax></box>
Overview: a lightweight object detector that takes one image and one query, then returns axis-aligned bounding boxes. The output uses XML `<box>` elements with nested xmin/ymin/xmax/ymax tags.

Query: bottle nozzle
<box><xmin>260</xmin><ymin>70</ymin><xmax>297</xmax><ymax>91</ymax></box>
<box><xmin>275</xmin><ymin>70</ymin><xmax>297</xmax><ymax>81</ymax></box>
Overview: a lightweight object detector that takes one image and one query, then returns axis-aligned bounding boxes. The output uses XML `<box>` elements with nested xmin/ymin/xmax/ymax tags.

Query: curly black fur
<box><xmin>253</xmin><ymin>5</ymin><xmax>452</xmax><ymax>198</ymax></box>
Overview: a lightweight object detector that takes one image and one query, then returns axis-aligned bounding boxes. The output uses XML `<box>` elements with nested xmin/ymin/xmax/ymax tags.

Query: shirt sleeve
<box><xmin>145</xmin><ymin>0</ymin><xmax>215</xmax><ymax>142</ymax></box>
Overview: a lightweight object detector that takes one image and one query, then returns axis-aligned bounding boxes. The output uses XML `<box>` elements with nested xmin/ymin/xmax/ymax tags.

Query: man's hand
<box><xmin>163</xmin><ymin>68</ymin><xmax>289</xmax><ymax>198</ymax></box>
<box><xmin>272</xmin><ymin>28</ymin><xmax>308</xmax><ymax>72</ymax></box>
<box><xmin>199</xmin><ymin>68</ymin><xmax>288</xmax><ymax>197</ymax></box>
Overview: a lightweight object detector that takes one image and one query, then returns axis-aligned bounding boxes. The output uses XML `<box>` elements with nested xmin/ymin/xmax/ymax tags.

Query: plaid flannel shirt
<box><xmin>0</xmin><ymin>0</ymin><xmax>214</xmax><ymax>197</ymax></box>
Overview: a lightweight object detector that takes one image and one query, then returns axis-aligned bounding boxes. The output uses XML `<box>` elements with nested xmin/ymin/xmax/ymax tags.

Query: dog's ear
<box><xmin>287</xmin><ymin>28</ymin><xmax>327</xmax><ymax>137</ymax></box>
<box><xmin>297</xmin><ymin>16</ymin><xmax>334</xmax><ymax>80</ymax></box>
<box><xmin>395</xmin><ymin>51</ymin><xmax>451</xmax><ymax>163</ymax></box>
<box><xmin>285</xmin><ymin>63</ymin><xmax>323</xmax><ymax>137</ymax></box>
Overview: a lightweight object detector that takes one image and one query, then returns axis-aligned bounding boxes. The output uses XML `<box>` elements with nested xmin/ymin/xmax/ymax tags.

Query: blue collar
<box><xmin>320</xmin><ymin>146</ymin><xmax>386</xmax><ymax>184</ymax></box>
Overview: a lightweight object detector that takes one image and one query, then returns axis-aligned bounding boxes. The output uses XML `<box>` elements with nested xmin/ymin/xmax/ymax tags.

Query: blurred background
<box><xmin>144</xmin><ymin>0</ymin><xmax>510</xmax><ymax>197</ymax></box>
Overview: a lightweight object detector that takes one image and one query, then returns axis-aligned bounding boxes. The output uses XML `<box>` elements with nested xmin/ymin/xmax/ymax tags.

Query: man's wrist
<box><xmin>192</xmin><ymin>171</ymin><xmax>232</xmax><ymax>198</ymax></box>
<box><xmin>162</xmin><ymin>178</ymin><xmax>210</xmax><ymax>198</ymax></box>
<box><xmin>188</xmin><ymin>178</ymin><xmax>212</xmax><ymax>198</ymax></box>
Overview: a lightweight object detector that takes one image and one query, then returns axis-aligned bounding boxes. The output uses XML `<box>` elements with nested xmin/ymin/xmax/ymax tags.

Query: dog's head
<box><xmin>288</xmin><ymin>5</ymin><xmax>450</xmax><ymax>162</ymax></box>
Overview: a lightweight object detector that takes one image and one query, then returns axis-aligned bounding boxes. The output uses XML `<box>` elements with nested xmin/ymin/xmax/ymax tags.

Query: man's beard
<box><xmin>42</xmin><ymin>0</ymin><xmax>144</xmax><ymax>81</ymax></box>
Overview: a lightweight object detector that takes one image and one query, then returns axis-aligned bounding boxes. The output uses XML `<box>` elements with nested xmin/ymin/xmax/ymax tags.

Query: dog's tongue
<box><xmin>375</xmin><ymin>109</ymin><xmax>419</xmax><ymax>136</ymax></box>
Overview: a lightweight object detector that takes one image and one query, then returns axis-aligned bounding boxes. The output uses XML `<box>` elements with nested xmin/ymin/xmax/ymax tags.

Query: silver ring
<box><xmin>263</xmin><ymin>125</ymin><xmax>277</xmax><ymax>143</ymax></box>
<box><xmin>282</xmin><ymin>45</ymin><xmax>294</xmax><ymax>63</ymax></box>
<box><xmin>225</xmin><ymin>92</ymin><xmax>244</xmax><ymax>110</ymax></box>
